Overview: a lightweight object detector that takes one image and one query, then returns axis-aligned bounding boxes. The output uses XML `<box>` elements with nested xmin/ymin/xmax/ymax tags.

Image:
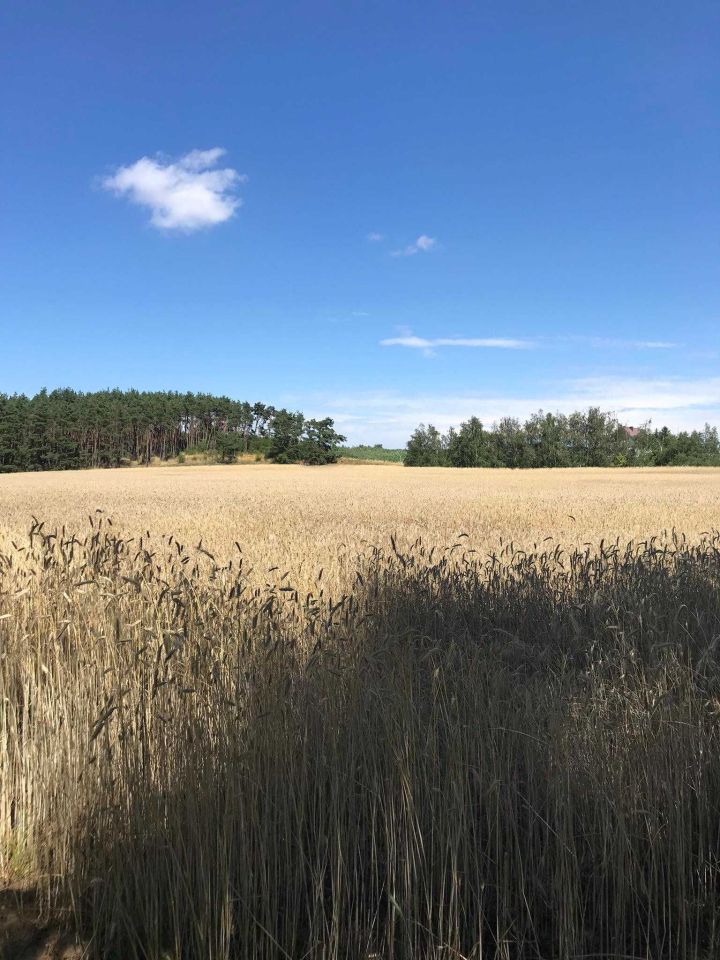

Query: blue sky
<box><xmin>2</xmin><ymin>1</ymin><xmax>719</xmax><ymax>445</ymax></box>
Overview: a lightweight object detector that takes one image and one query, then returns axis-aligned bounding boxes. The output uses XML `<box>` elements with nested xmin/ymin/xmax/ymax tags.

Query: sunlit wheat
<box><xmin>2</xmin><ymin>465</ymin><xmax>720</xmax><ymax>958</ymax></box>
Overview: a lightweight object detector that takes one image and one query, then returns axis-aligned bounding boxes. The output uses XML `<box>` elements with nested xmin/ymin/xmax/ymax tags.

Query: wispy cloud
<box><xmin>381</xmin><ymin>332</ymin><xmax>679</xmax><ymax>355</ymax></box>
<box><xmin>301</xmin><ymin>376</ymin><xmax>720</xmax><ymax>446</ymax></box>
<box><xmin>101</xmin><ymin>148</ymin><xmax>245</xmax><ymax>232</ymax></box>
<box><xmin>391</xmin><ymin>234</ymin><xmax>436</xmax><ymax>257</ymax></box>
<box><xmin>581</xmin><ymin>336</ymin><xmax>678</xmax><ymax>350</ymax></box>
<box><xmin>568</xmin><ymin>375</ymin><xmax>720</xmax><ymax>413</ymax></box>
<box><xmin>366</xmin><ymin>232</ymin><xmax>384</xmax><ymax>242</ymax></box>
<box><xmin>380</xmin><ymin>335</ymin><xmax>534</xmax><ymax>350</ymax></box>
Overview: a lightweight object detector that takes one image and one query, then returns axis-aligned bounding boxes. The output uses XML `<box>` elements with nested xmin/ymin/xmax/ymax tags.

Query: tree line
<box><xmin>405</xmin><ymin>408</ymin><xmax>720</xmax><ymax>468</ymax></box>
<box><xmin>0</xmin><ymin>389</ymin><xmax>345</xmax><ymax>472</ymax></box>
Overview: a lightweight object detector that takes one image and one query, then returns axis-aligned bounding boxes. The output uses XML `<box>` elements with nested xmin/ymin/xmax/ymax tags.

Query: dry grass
<box><xmin>2</xmin><ymin>465</ymin><xmax>720</xmax><ymax>958</ymax></box>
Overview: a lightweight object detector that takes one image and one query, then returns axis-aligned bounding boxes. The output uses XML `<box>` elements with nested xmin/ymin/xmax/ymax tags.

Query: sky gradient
<box><xmin>2</xmin><ymin>1</ymin><xmax>719</xmax><ymax>445</ymax></box>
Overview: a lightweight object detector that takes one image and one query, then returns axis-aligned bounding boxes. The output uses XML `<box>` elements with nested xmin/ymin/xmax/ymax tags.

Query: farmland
<box><xmin>2</xmin><ymin>464</ymin><xmax>720</xmax><ymax>958</ymax></box>
<box><xmin>1</xmin><ymin>464</ymin><xmax>719</xmax><ymax>580</ymax></box>
<box><xmin>338</xmin><ymin>445</ymin><xmax>405</xmax><ymax>463</ymax></box>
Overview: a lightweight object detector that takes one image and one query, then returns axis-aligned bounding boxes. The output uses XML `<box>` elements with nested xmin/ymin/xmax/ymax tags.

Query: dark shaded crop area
<box><xmin>3</xmin><ymin>520</ymin><xmax>720</xmax><ymax>958</ymax></box>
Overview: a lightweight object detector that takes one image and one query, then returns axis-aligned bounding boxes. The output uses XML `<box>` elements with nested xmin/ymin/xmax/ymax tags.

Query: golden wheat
<box><xmin>3</xmin><ymin>464</ymin><xmax>720</xmax><ymax>958</ymax></box>
<box><xmin>1</xmin><ymin>464</ymin><xmax>719</xmax><ymax>591</ymax></box>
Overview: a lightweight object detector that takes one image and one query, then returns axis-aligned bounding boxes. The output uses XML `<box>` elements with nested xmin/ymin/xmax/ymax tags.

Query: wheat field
<box><xmin>3</xmin><ymin>464</ymin><xmax>720</xmax><ymax>959</ymax></box>
<box><xmin>1</xmin><ymin>464</ymin><xmax>719</xmax><ymax>585</ymax></box>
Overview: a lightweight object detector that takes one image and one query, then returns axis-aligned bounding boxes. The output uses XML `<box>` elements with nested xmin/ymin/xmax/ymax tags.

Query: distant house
<box><xmin>624</xmin><ymin>426</ymin><xmax>641</xmax><ymax>439</ymax></box>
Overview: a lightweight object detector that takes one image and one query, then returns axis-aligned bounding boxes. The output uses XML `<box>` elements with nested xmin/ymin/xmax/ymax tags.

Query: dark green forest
<box><xmin>0</xmin><ymin>389</ymin><xmax>345</xmax><ymax>472</ymax></box>
<box><xmin>2</xmin><ymin>390</ymin><xmax>718</xmax><ymax>473</ymax></box>
<box><xmin>404</xmin><ymin>409</ymin><xmax>720</xmax><ymax>468</ymax></box>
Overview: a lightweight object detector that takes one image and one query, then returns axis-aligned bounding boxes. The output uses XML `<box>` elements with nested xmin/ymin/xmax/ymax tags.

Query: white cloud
<box><xmin>301</xmin><ymin>376</ymin><xmax>720</xmax><ymax>446</ymax></box>
<box><xmin>102</xmin><ymin>148</ymin><xmax>245</xmax><ymax>232</ymax></box>
<box><xmin>391</xmin><ymin>234</ymin><xmax>436</xmax><ymax>257</ymax></box>
<box><xmin>415</xmin><ymin>235</ymin><xmax>435</xmax><ymax>252</ymax></box>
<box><xmin>568</xmin><ymin>375</ymin><xmax>720</xmax><ymax>415</ymax></box>
<box><xmin>380</xmin><ymin>335</ymin><xmax>534</xmax><ymax>350</ymax></box>
<box><xmin>583</xmin><ymin>336</ymin><xmax>678</xmax><ymax>350</ymax></box>
<box><xmin>366</xmin><ymin>232</ymin><xmax>384</xmax><ymax>242</ymax></box>
<box><xmin>381</xmin><ymin>332</ymin><xmax>679</xmax><ymax>355</ymax></box>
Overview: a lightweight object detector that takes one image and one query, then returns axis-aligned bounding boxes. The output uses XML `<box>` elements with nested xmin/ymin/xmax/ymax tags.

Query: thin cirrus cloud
<box><xmin>101</xmin><ymin>148</ymin><xmax>246</xmax><ymax>232</ymax></box>
<box><xmin>582</xmin><ymin>336</ymin><xmax>677</xmax><ymax>350</ymax></box>
<box><xmin>382</xmin><ymin>333</ymin><xmax>680</xmax><ymax>354</ymax></box>
<box><xmin>304</xmin><ymin>376</ymin><xmax>720</xmax><ymax>447</ymax></box>
<box><xmin>381</xmin><ymin>335</ymin><xmax>534</xmax><ymax>350</ymax></box>
<box><xmin>391</xmin><ymin>235</ymin><xmax>436</xmax><ymax>257</ymax></box>
<box><xmin>366</xmin><ymin>232</ymin><xmax>384</xmax><ymax>242</ymax></box>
